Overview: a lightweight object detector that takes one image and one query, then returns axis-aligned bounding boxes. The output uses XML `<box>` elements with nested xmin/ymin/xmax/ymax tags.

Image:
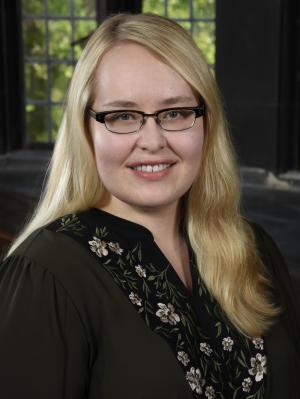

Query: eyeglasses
<box><xmin>88</xmin><ymin>103</ymin><xmax>205</xmax><ymax>134</ymax></box>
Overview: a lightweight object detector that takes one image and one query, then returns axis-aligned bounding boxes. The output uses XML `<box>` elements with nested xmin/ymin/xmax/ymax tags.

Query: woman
<box><xmin>0</xmin><ymin>13</ymin><xmax>299</xmax><ymax>399</ymax></box>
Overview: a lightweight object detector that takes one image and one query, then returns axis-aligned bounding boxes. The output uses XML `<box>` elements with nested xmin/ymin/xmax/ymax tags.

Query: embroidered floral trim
<box><xmin>135</xmin><ymin>265</ymin><xmax>147</xmax><ymax>278</ymax></box>
<box><xmin>186</xmin><ymin>367</ymin><xmax>206</xmax><ymax>395</ymax></box>
<box><xmin>88</xmin><ymin>236</ymin><xmax>124</xmax><ymax>258</ymax></box>
<box><xmin>242</xmin><ymin>377</ymin><xmax>252</xmax><ymax>393</ymax></box>
<box><xmin>222</xmin><ymin>336</ymin><xmax>234</xmax><ymax>351</ymax></box>
<box><xmin>88</xmin><ymin>237</ymin><xmax>109</xmax><ymax>257</ymax></box>
<box><xmin>129</xmin><ymin>292</ymin><xmax>142</xmax><ymax>306</ymax></box>
<box><xmin>199</xmin><ymin>342</ymin><xmax>213</xmax><ymax>356</ymax></box>
<box><xmin>108</xmin><ymin>241</ymin><xmax>123</xmax><ymax>255</ymax></box>
<box><xmin>155</xmin><ymin>303</ymin><xmax>180</xmax><ymax>325</ymax></box>
<box><xmin>248</xmin><ymin>353</ymin><xmax>267</xmax><ymax>382</ymax></box>
<box><xmin>252</xmin><ymin>337</ymin><xmax>264</xmax><ymax>350</ymax></box>
<box><xmin>205</xmin><ymin>385</ymin><xmax>216</xmax><ymax>398</ymax></box>
<box><xmin>177</xmin><ymin>351</ymin><xmax>190</xmax><ymax>366</ymax></box>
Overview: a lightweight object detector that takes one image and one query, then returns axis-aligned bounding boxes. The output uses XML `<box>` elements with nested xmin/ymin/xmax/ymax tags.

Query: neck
<box><xmin>97</xmin><ymin>197</ymin><xmax>183</xmax><ymax>244</ymax></box>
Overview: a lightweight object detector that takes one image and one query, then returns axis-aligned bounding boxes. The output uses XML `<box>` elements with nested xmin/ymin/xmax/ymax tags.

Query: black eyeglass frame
<box><xmin>88</xmin><ymin>103</ymin><xmax>205</xmax><ymax>134</ymax></box>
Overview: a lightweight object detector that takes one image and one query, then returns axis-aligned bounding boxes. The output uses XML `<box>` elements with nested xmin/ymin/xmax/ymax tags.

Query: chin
<box><xmin>117</xmin><ymin>193</ymin><xmax>182</xmax><ymax>211</ymax></box>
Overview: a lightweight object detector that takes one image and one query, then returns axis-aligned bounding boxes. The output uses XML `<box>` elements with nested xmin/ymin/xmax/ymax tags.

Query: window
<box><xmin>22</xmin><ymin>0</ymin><xmax>97</xmax><ymax>144</ymax></box>
<box><xmin>22</xmin><ymin>0</ymin><xmax>215</xmax><ymax>145</ymax></box>
<box><xmin>143</xmin><ymin>0</ymin><xmax>215</xmax><ymax>67</ymax></box>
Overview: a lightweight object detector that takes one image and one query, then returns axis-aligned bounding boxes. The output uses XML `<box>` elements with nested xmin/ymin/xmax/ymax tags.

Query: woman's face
<box><xmin>89</xmin><ymin>42</ymin><xmax>204</xmax><ymax>213</ymax></box>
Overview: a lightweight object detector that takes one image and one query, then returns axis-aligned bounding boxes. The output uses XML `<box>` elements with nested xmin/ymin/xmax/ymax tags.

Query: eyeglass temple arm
<box><xmin>195</xmin><ymin>103</ymin><xmax>205</xmax><ymax>118</ymax></box>
<box><xmin>88</xmin><ymin>108</ymin><xmax>106</xmax><ymax>124</ymax></box>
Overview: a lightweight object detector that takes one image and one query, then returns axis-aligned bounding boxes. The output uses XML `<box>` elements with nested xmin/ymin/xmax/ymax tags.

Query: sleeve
<box><xmin>0</xmin><ymin>254</ymin><xmax>90</xmax><ymax>399</ymax></box>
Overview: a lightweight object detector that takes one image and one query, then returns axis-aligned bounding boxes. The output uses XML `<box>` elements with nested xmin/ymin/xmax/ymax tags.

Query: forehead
<box><xmin>93</xmin><ymin>42</ymin><xmax>197</xmax><ymax>107</ymax></box>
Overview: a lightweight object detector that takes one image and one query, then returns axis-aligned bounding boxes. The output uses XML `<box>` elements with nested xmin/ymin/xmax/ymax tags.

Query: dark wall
<box><xmin>215</xmin><ymin>0</ymin><xmax>300</xmax><ymax>173</ymax></box>
<box><xmin>96</xmin><ymin>0</ymin><xmax>142</xmax><ymax>22</ymax></box>
<box><xmin>0</xmin><ymin>0</ymin><xmax>24</xmax><ymax>154</ymax></box>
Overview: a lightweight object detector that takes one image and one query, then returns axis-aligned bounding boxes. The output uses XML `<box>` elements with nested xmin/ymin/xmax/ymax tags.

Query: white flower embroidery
<box><xmin>135</xmin><ymin>265</ymin><xmax>147</xmax><ymax>278</ymax></box>
<box><xmin>177</xmin><ymin>351</ymin><xmax>190</xmax><ymax>366</ymax></box>
<box><xmin>129</xmin><ymin>292</ymin><xmax>142</xmax><ymax>306</ymax></box>
<box><xmin>222</xmin><ymin>337</ymin><xmax>234</xmax><ymax>351</ymax></box>
<box><xmin>252</xmin><ymin>337</ymin><xmax>264</xmax><ymax>350</ymax></box>
<box><xmin>248</xmin><ymin>353</ymin><xmax>267</xmax><ymax>382</ymax></box>
<box><xmin>107</xmin><ymin>241</ymin><xmax>123</xmax><ymax>255</ymax></box>
<box><xmin>205</xmin><ymin>385</ymin><xmax>216</xmax><ymax>398</ymax></box>
<box><xmin>186</xmin><ymin>367</ymin><xmax>205</xmax><ymax>394</ymax></box>
<box><xmin>88</xmin><ymin>237</ymin><xmax>108</xmax><ymax>257</ymax></box>
<box><xmin>155</xmin><ymin>303</ymin><xmax>180</xmax><ymax>325</ymax></box>
<box><xmin>200</xmin><ymin>342</ymin><xmax>213</xmax><ymax>356</ymax></box>
<box><xmin>242</xmin><ymin>377</ymin><xmax>252</xmax><ymax>393</ymax></box>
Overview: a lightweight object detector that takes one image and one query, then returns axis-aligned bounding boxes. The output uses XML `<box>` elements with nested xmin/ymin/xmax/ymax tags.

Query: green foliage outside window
<box><xmin>23</xmin><ymin>0</ymin><xmax>215</xmax><ymax>143</ymax></box>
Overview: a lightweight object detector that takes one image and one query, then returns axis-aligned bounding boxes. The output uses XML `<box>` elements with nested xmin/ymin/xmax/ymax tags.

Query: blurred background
<box><xmin>0</xmin><ymin>0</ymin><xmax>299</xmax><ymax>294</ymax></box>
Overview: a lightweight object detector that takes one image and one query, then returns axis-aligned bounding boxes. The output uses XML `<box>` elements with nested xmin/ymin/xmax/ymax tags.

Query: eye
<box><xmin>161</xmin><ymin>109</ymin><xmax>190</xmax><ymax>120</ymax></box>
<box><xmin>107</xmin><ymin>112</ymin><xmax>139</xmax><ymax>122</ymax></box>
<box><xmin>166</xmin><ymin>110</ymin><xmax>181</xmax><ymax>119</ymax></box>
<box><xmin>118</xmin><ymin>113</ymin><xmax>132</xmax><ymax>121</ymax></box>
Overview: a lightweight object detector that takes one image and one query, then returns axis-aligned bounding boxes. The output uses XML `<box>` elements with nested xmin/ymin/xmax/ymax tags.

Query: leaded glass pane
<box><xmin>167</xmin><ymin>0</ymin><xmax>190</xmax><ymax>19</ymax></box>
<box><xmin>178</xmin><ymin>21</ymin><xmax>191</xmax><ymax>33</ymax></box>
<box><xmin>50</xmin><ymin>64</ymin><xmax>73</xmax><ymax>102</ymax></box>
<box><xmin>48</xmin><ymin>0</ymin><xmax>70</xmax><ymax>16</ymax></box>
<box><xmin>51</xmin><ymin>106</ymin><xmax>64</xmax><ymax>140</ymax></box>
<box><xmin>143</xmin><ymin>0</ymin><xmax>165</xmax><ymax>14</ymax></box>
<box><xmin>193</xmin><ymin>0</ymin><xmax>215</xmax><ymax>18</ymax></box>
<box><xmin>49</xmin><ymin>20</ymin><xmax>72</xmax><ymax>59</ymax></box>
<box><xmin>74</xmin><ymin>0</ymin><xmax>96</xmax><ymax>17</ymax></box>
<box><xmin>23</xmin><ymin>20</ymin><xmax>46</xmax><ymax>58</ymax></box>
<box><xmin>74</xmin><ymin>20</ymin><xmax>96</xmax><ymax>58</ymax></box>
<box><xmin>25</xmin><ymin>63</ymin><xmax>47</xmax><ymax>100</ymax></box>
<box><xmin>26</xmin><ymin>104</ymin><xmax>48</xmax><ymax>142</ymax></box>
<box><xmin>193</xmin><ymin>22</ymin><xmax>215</xmax><ymax>65</ymax></box>
<box><xmin>22</xmin><ymin>0</ymin><xmax>45</xmax><ymax>15</ymax></box>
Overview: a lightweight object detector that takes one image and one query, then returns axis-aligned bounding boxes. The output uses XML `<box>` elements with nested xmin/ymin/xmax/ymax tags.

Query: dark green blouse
<box><xmin>0</xmin><ymin>208</ymin><xmax>299</xmax><ymax>399</ymax></box>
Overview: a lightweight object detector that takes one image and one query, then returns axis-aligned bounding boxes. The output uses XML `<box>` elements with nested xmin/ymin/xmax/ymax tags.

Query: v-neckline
<box><xmin>151</xmin><ymin>239</ymin><xmax>197</xmax><ymax>299</ymax></box>
<box><xmin>90</xmin><ymin>207</ymin><xmax>197</xmax><ymax>299</ymax></box>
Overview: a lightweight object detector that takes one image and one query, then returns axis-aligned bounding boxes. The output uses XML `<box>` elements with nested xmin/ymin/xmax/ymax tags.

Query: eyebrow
<box><xmin>102</xmin><ymin>96</ymin><xmax>196</xmax><ymax>108</ymax></box>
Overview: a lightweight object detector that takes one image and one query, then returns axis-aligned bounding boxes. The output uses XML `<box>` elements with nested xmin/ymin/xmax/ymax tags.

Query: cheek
<box><xmin>91</xmin><ymin>130</ymin><xmax>133</xmax><ymax>174</ymax></box>
<box><xmin>186</xmin><ymin>123</ymin><xmax>205</xmax><ymax>168</ymax></box>
<box><xmin>173</xmin><ymin>130</ymin><xmax>204</xmax><ymax>169</ymax></box>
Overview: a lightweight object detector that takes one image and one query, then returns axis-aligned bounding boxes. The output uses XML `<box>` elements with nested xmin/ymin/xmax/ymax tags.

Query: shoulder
<box><xmin>4</xmin><ymin>213</ymin><xmax>101</xmax><ymax>294</ymax></box>
<box><xmin>13</xmin><ymin>219</ymin><xmax>88</xmax><ymax>264</ymax></box>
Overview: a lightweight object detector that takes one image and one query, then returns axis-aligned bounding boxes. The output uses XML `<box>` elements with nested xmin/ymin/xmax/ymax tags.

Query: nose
<box><xmin>136</xmin><ymin>116</ymin><xmax>167</xmax><ymax>152</ymax></box>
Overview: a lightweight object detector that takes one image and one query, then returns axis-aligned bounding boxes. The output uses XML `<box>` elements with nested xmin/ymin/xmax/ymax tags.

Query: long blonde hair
<box><xmin>8</xmin><ymin>13</ymin><xmax>278</xmax><ymax>336</ymax></box>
